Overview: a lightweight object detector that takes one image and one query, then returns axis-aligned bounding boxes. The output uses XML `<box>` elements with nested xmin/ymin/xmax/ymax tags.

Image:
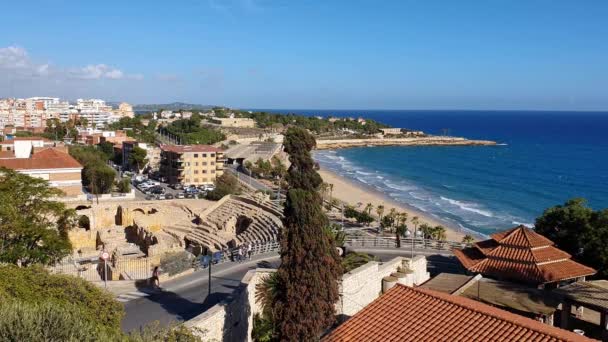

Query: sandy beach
<box><xmin>318</xmin><ymin>169</ymin><xmax>467</xmax><ymax>242</ymax></box>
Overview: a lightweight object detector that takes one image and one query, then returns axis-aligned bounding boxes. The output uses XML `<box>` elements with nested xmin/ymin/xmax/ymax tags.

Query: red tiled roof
<box><xmin>0</xmin><ymin>148</ymin><xmax>82</xmax><ymax>170</ymax></box>
<box><xmin>160</xmin><ymin>144</ymin><xmax>220</xmax><ymax>153</ymax></box>
<box><xmin>322</xmin><ymin>285</ymin><xmax>593</xmax><ymax>342</ymax></box>
<box><xmin>455</xmin><ymin>226</ymin><xmax>596</xmax><ymax>284</ymax></box>
<box><xmin>491</xmin><ymin>225</ymin><xmax>554</xmax><ymax>248</ymax></box>
<box><xmin>0</xmin><ymin>151</ymin><xmax>15</xmax><ymax>159</ymax></box>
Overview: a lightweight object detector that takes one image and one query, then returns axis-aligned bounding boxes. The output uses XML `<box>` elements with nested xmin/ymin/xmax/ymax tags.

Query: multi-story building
<box><xmin>0</xmin><ymin>138</ymin><xmax>84</xmax><ymax>197</ymax></box>
<box><xmin>159</xmin><ymin>144</ymin><xmax>224</xmax><ymax>186</ymax></box>
<box><xmin>113</xmin><ymin>102</ymin><xmax>135</xmax><ymax>119</ymax></box>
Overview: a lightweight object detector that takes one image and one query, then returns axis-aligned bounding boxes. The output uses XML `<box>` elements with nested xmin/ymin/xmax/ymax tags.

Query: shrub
<box><xmin>78</xmin><ymin>215</ymin><xmax>91</xmax><ymax>229</ymax></box>
<box><xmin>117</xmin><ymin>177</ymin><xmax>131</xmax><ymax>193</ymax></box>
<box><xmin>0</xmin><ymin>265</ymin><xmax>124</xmax><ymax>334</ymax></box>
<box><xmin>160</xmin><ymin>251</ymin><xmax>194</xmax><ymax>276</ymax></box>
<box><xmin>0</xmin><ymin>300</ymin><xmax>121</xmax><ymax>341</ymax></box>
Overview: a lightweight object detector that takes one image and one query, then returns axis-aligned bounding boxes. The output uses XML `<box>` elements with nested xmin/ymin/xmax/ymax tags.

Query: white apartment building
<box><xmin>76</xmin><ymin>98</ymin><xmax>112</xmax><ymax>112</ymax></box>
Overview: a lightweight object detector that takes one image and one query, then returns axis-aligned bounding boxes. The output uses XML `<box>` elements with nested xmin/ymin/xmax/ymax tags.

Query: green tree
<box><xmin>206</xmin><ymin>173</ymin><xmax>241</xmax><ymax>200</ymax></box>
<box><xmin>117</xmin><ymin>177</ymin><xmax>131</xmax><ymax>193</ymax></box>
<box><xmin>535</xmin><ymin>198</ymin><xmax>608</xmax><ymax>277</ymax></box>
<box><xmin>98</xmin><ymin>141</ymin><xmax>116</xmax><ymax>161</ymax></box>
<box><xmin>411</xmin><ymin>216</ymin><xmax>420</xmax><ymax>237</ymax></box>
<box><xmin>376</xmin><ymin>205</ymin><xmax>385</xmax><ymax>230</ymax></box>
<box><xmin>462</xmin><ymin>234</ymin><xmax>475</xmax><ymax>244</ymax></box>
<box><xmin>0</xmin><ymin>168</ymin><xmax>74</xmax><ymax>266</ymax></box>
<box><xmin>86</xmin><ymin>163</ymin><xmax>116</xmax><ymax>195</ymax></box>
<box><xmin>419</xmin><ymin>223</ymin><xmax>433</xmax><ymax>239</ymax></box>
<box><xmin>129</xmin><ymin>146</ymin><xmax>148</xmax><ymax>173</ymax></box>
<box><xmin>274</xmin><ymin>127</ymin><xmax>342</xmax><ymax>341</ymax></box>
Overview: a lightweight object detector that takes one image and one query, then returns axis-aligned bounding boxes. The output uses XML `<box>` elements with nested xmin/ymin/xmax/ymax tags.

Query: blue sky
<box><xmin>1</xmin><ymin>0</ymin><xmax>607</xmax><ymax>110</ymax></box>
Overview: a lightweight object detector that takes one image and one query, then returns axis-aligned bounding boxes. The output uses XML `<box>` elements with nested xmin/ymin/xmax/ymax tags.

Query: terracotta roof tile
<box><xmin>0</xmin><ymin>148</ymin><xmax>82</xmax><ymax>170</ymax></box>
<box><xmin>455</xmin><ymin>226</ymin><xmax>596</xmax><ymax>284</ymax></box>
<box><xmin>323</xmin><ymin>285</ymin><xmax>593</xmax><ymax>342</ymax></box>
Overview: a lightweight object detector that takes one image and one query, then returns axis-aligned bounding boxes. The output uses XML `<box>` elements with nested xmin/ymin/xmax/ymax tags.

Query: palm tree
<box><xmin>376</xmin><ymin>205</ymin><xmax>385</xmax><ymax>230</ymax></box>
<box><xmin>388</xmin><ymin>208</ymin><xmax>397</xmax><ymax>232</ymax></box>
<box><xmin>462</xmin><ymin>234</ymin><xmax>475</xmax><ymax>244</ymax></box>
<box><xmin>364</xmin><ymin>203</ymin><xmax>374</xmax><ymax>216</ymax></box>
<box><xmin>395</xmin><ymin>224</ymin><xmax>407</xmax><ymax>248</ymax></box>
<box><xmin>434</xmin><ymin>225</ymin><xmax>447</xmax><ymax>241</ymax></box>
<box><xmin>419</xmin><ymin>223</ymin><xmax>433</xmax><ymax>239</ymax></box>
<box><xmin>397</xmin><ymin>212</ymin><xmax>408</xmax><ymax>227</ymax></box>
<box><xmin>411</xmin><ymin>216</ymin><xmax>420</xmax><ymax>237</ymax></box>
<box><xmin>255</xmin><ymin>272</ymin><xmax>280</xmax><ymax>317</ymax></box>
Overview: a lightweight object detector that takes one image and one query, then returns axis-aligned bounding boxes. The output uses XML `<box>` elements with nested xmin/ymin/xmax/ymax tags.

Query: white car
<box><xmin>157</xmin><ymin>194</ymin><xmax>166</xmax><ymax>200</ymax></box>
<box><xmin>202</xmin><ymin>184</ymin><xmax>216</xmax><ymax>191</ymax></box>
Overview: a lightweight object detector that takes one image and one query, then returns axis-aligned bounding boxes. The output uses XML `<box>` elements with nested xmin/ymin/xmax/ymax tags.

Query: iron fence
<box><xmin>50</xmin><ymin>256</ymin><xmax>106</xmax><ymax>282</ymax></box>
<box><xmin>344</xmin><ymin>236</ymin><xmax>468</xmax><ymax>251</ymax></box>
<box><xmin>193</xmin><ymin>240</ymin><xmax>280</xmax><ymax>269</ymax></box>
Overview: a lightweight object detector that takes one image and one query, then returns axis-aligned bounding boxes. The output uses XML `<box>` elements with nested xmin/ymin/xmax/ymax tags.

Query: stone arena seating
<box><xmin>185</xmin><ymin>195</ymin><xmax>283</xmax><ymax>251</ymax></box>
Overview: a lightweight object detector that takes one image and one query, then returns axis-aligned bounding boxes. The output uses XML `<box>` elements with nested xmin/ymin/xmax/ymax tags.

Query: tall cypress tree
<box><xmin>274</xmin><ymin>127</ymin><xmax>342</xmax><ymax>341</ymax></box>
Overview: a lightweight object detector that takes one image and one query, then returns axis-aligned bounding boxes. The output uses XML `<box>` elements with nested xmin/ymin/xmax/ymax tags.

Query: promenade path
<box><xmin>121</xmin><ymin>247</ymin><xmax>461</xmax><ymax>332</ymax></box>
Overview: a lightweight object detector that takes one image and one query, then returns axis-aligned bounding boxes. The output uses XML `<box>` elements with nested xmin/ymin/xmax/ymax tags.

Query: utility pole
<box><xmin>208</xmin><ymin>250</ymin><xmax>212</xmax><ymax>296</ymax></box>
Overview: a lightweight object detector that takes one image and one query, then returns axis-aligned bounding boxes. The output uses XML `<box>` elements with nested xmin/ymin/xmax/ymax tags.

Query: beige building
<box><xmin>379</xmin><ymin>128</ymin><xmax>403</xmax><ymax>135</ymax></box>
<box><xmin>159</xmin><ymin>144</ymin><xmax>225</xmax><ymax>186</ymax></box>
<box><xmin>209</xmin><ymin>117</ymin><xmax>255</xmax><ymax>128</ymax></box>
<box><xmin>0</xmin><ymin>140</ymin><xmax>83</xmax><ymax>197</ymax></box>
<box><xmin>113</xmin><ymin>102</ymin><xmax>135</xmax><ymax>119</ymax></box>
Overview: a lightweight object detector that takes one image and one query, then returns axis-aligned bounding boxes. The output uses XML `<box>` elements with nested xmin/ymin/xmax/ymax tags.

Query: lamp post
<box><xmin>208</xmin><ymin>250</ymin><xmax>212</xmax><ymax>296</ymax></box>
<box><xmin>404</xmin><ymin>229</ymin><xmax>413</xmax><ymax>259</ymax></box>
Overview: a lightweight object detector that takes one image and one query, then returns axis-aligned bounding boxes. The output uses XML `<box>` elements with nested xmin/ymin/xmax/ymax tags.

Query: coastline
<box><xmin>318</xmin><ymin>168</ymin><xmax>468</xmax><ymax>242</ymax></box>
<box><xmin>316</xmin><ymin>136</ymin><xmax>496</xmax><ymax>150</ymax></box>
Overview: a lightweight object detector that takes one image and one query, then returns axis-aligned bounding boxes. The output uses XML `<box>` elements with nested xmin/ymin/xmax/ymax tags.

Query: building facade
<box><xmin>209</xmin><ymin>117</ymin><xmax>256</xmax><ymax>128</ymax></box>
<box><xmin>0</xmin><ymin>138</ymin><xmax>83</xmax><ymax>197</ymax></box>
<box><xmin>159</xmin><ymin>144</ymin><xmax>224</xmax><ymax>185</ymax></box>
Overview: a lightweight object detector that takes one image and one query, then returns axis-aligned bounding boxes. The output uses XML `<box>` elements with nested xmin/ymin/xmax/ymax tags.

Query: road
<box><xmin>121</xmin><ymin>247</ymin><xmax>461</xmax><ymax>332</ymax></box>
<box><xmin>225</xmin><ymin>165</ymin><xmax>273</xmax><ymax>193</ymax></box>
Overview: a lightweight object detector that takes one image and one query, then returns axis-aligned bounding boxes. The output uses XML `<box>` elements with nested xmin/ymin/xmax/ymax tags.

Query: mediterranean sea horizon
<box><xmin>257</xmin><ymin>109</ymin><xmax>608</xmax><ymax>236</ymax></box>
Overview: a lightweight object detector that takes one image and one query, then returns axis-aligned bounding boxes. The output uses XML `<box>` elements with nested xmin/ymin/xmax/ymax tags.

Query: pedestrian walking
<box><xmin>237</xmin><ymin>246</ymin><xmax>243</xmax><ymax>263</ymax></box>
<box><xmin>151</xmin><ymin>266</ymin><xmax>161</xmax><ymax>289</ymax></box>
<box><xmin>247</xmin><ymin>243</ymin><xmax>253</xmax><ymax>259</ymax></box>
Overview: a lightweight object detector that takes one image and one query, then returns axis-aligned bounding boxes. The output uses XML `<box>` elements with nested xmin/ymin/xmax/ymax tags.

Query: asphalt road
<box><xmin>121</xmin><ymin>247</ymin><xmax>461</xmax><ymax>332</ymax></box>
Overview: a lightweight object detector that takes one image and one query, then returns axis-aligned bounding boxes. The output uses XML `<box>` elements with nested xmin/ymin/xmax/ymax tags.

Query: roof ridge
<box><xmin>409</xmin><ymin>286</ymin><xmax>590</xmax><ymax>341</ymax></box>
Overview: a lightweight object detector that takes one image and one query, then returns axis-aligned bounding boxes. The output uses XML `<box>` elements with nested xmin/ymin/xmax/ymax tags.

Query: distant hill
<box><xmin>132</xmin><ymin>102</ymin><xmax>215</xmax><ymax>112</ymax></box>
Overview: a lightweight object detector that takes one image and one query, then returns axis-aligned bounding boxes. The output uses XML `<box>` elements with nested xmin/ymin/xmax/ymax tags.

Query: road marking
<box><xmin>117</xmin><ymin>290</ymin><xmax>155</xmax><ymax>302</ymax></box>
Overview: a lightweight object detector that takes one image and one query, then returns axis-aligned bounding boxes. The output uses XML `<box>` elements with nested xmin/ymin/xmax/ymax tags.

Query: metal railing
<box><xmin>344</xmin><ymin>236</ymin><xmax>469</xmax><ymax>251</ymax></box>
<box><xmin>193</xmin><ymin>240</ymin><xmax>280</xmax><ymax>269</ymax></box>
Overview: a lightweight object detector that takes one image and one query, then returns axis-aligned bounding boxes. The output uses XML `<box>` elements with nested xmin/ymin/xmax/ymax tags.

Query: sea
<box><xmin>257</xmin><ymin>109</ymin><xmax>608</xmax><ymax>237</ymax></box>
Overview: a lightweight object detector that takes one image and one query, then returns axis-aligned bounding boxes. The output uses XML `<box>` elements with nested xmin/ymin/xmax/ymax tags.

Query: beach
<box><xmin>318</xmin><ymin>169</ymin><xmax>466</xmax><ymax>242</ymax></box>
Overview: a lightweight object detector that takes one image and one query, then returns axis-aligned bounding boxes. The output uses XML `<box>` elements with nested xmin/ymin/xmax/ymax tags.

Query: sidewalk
<box><xmin>94</xmin><ymin>251</ymin><xmax>280</xmax><ymax>298</ymax></box>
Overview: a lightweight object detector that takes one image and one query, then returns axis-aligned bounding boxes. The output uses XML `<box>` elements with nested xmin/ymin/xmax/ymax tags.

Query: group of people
<box><xmin>234</xmin><ymin>243</ymin><xmax>254</xmax><ymax>263</ymax></box>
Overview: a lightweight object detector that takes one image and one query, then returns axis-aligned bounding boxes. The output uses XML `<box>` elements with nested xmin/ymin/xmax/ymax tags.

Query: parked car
<box><xmin>165</xmin><ymin>193</ymin><xmax>174</xmax><ymax>200</ymax></box>
<box><xmin>185</xmin><ymin>187</ymin><xmax>199</xmax><ymax>194</ymax></box>
<box><xmin>202</xmin><ymin>184</ymin><xmax>216</xmax><ymax>191</ymax></box>
<box><xmin>145</xmin><ymin>195</ymin><xmax>154</xmax><ymax>200</ymax></box>
<box><xmin>157</xmin><ymin>194</ymin><xmax>166</xmax><ymax>200</ymax></box>
<box><xmin>170</xmin><ymin>183</ymin><xmax>183</xmax><ymax>190</ymax></box>
<box><xmin>185</xmin><ymin>193</ymin><xmax>195</xmax><ymax>199</ymax></box>
<box><xmin>176</xmin><ymin>193</ymin><xmax>185</xmax><ymax>199</ymax></box>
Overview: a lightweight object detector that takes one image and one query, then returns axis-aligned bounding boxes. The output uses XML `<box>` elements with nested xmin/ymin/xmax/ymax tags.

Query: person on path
<box><xmin>152</xmin><ymin>266</ymin><xmax>160</xmax><ymax>288</ymax></box>
<box><xmin>247</xmin><ymin>243</ymin><xmax>253</xmax><ymax>259</ymax></box>
<box><xmin>237</xmin><ymin>246</ymin><xmax>243</xmax><ymax>263</ymax></box>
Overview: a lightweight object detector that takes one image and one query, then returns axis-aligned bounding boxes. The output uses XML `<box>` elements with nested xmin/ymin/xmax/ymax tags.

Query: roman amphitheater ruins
<box><xmin>58</xmin><ymin>194</ymin><xmax>282</xmax><ymax>280</ymax></box>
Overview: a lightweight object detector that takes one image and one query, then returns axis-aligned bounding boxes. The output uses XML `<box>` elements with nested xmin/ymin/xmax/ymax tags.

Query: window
<box><xmin>194</xmin><ymin>170</ymin><xmax>199</xmax><ymax>174</ymax></box>
<box><xmin>194</xmin><ymin>178</ymin><xmax>199</xmax><ymax>182</ymax></box>
<box><xmin>202</xmin><ymin>162</ymin><xmax>207</xmax><ymax>166</ymax></box>
<box><xmin>211</xmin><ymin>153</ymin><xmax>215</xmax><ymax>157</ymax></box>
<box><xmin>195</xmin><ymin>162</ymin><xmax>198</xmax><ymax>166</ymax></box>
<box><xmin>211</xmin><ymin>162</ymin><xmax>215</xmax><ymax>165</ymax></box>
<box><xmin>202</xmin><ymin>153</ymin><xmax>207</xmax><ymax>158</ymax></box>
<box><xmin>194</xmin><ymin>154</ymin><xmax>198</xmax><ymax>158</ymax></box>
<box><xmin>211</xmin><ymin>170</ymin><xmax>215</xmax><ymax>174</ymax></box>
<box><xmin>203</xmin><ymin>170</ymin><xmax>207</xmax><ymax>174</ymax></box>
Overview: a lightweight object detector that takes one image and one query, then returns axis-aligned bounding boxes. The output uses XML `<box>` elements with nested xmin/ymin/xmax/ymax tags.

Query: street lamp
<box><xmin>404</xmin><ymin>229</ymin><xmax>413</xmax><ymax>259</ymax></box>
